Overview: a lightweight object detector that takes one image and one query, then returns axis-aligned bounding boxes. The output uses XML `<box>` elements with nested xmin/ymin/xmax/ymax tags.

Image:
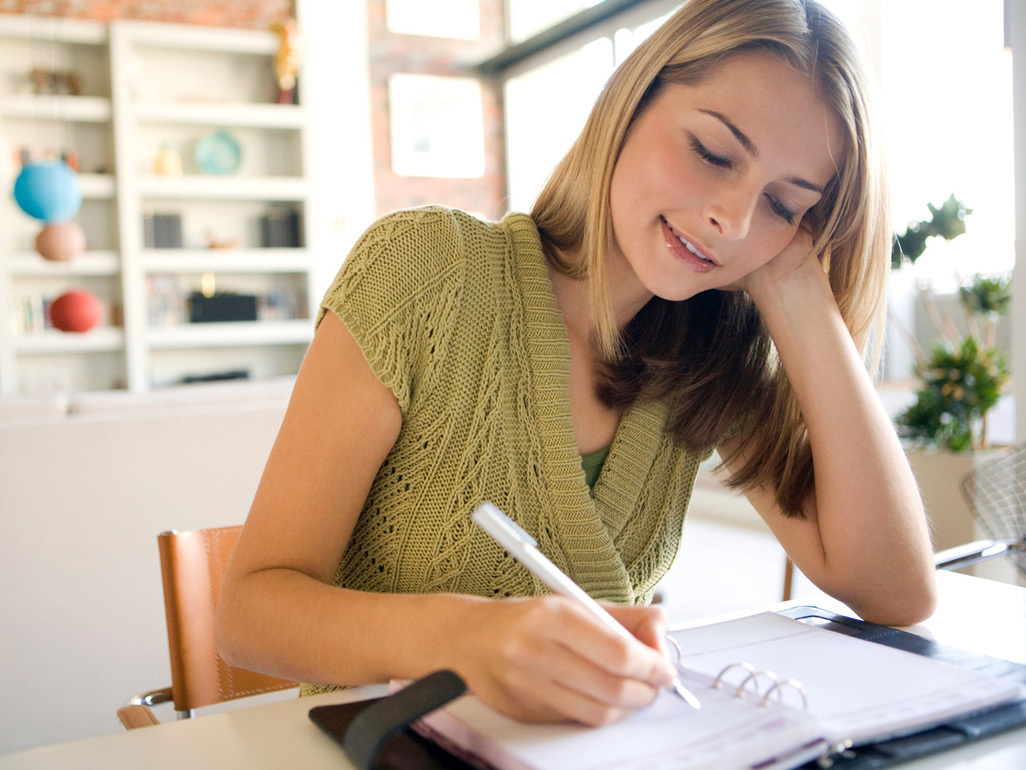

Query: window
<box><xmin>503</xmin><ymin>8</ymin><xmax>671</xmax><ymax>211</ymax></box>
<box><xmin>506</xmin><ymin>0</ymin><xmax>604</xmax><ymax>43</ymax></box>
<box><xmin>822</xmin><ymin>0</ymin><xmax>1014</xmax><ymax>288</ymax></box>
<box><xmin>505</xmin><ymin>38</ymin><xmax>614</xmax><ymax>211</ymax></box>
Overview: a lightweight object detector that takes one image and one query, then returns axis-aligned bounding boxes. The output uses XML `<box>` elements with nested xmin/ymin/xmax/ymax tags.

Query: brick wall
<box><xmin>366</xmin><ymin>0</ymin><xmax>508</xmax><ymax>219</ymax></box>
<box><xmin>0</xmin><ymin>0</ymin><xmax>294</xmax><ymax>28</ymax></box>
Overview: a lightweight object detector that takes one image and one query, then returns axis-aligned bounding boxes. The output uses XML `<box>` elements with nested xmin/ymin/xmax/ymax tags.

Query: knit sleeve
<box><xmin>318</xmin><ymin>207</ymin><xmax>467</xmax><ymax>414</ymax></box>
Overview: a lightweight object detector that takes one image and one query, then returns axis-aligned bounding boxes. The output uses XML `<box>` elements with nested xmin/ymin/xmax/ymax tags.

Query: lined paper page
<box><xmin>671</xmin><ymin>612</ymin><xmax>1022</xmax><ymax>744</ymax></box>
<box><xmin>419</xmin><ymin>682</ymin><xmax>819</xmax><ymax>770</ymax></box>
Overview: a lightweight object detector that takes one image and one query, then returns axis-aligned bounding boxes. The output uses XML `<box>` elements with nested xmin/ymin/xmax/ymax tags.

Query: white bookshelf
<box><xmin>142</xmin><ymin>248</ymin><xmax>313</xmax><ymax>273</ymax></box>
<box><xmin>13</xmin><ymin>327</ymin><xmax>125</xmax><ymax>353</ymax></box>
<box><xmin>146</xmin><ymin>319</ymin><xmax>312</xmax><ymax>349</ymax></box>
<box><xmin>77</xmin><ymin>173</ymin><xmax>116</xmax><ymax>197</ymax></box>
<box><xmin>0</xmin><ymin>94</ymin><xmax>112</xmax><ymax>122</ymax></box>
<box><xmin>135</xmin><ymin>102</ymin><xmax>308</xmax><ymax>129</ymax></box>
<box><xmin>0</xmin><ymin>15</ymin><xmax>317</xmax><ymax>394</ymax></box>
<box><xmin>10</xmin><ymin>250</ymin><xmax>120</xmax><ymax>276</ymax></box>
<box><xmin>136</xmin><ymin>175</ymin><xmax>308</xmax><ymax>200</ymax></box>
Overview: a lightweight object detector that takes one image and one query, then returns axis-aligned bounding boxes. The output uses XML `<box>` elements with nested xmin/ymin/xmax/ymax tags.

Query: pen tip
<box><xmin>674</xmin><ymin>679</ymin><xmax>702</xmax><ymax>709</ymax></box>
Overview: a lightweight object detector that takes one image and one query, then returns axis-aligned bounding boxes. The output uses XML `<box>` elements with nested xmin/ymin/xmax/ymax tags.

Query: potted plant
<box><xmin>891</xmin><ymin>194</ymin><xmax>1011</xmax><ymax>452</ymax></box>
<box><xmin>890</xmin><ymin>194</ymin><xmax>970</xmax><ymax>270</ymax></box>
<box><xmin>895</xmin><ymin>275</ymin><xmax>1011</xmax><ymax>452</ymax></box>
<box><xmin>889</xmin><ymin>196</ymin><xmax>1013</xmax><ymax>557</ymax></box>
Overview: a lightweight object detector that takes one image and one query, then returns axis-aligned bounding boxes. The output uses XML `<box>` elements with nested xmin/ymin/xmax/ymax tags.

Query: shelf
<box><xmin>135</xmin><ymin>102</ymin><xmax>307</xmax><ymax>129</ymax></box>
<box><xmin>0</xmin><ymin>95</ymin><xmax>112</xmax><ymax>122</ymax></box>
<box><xmin>10</xmin><ymin>250</ymin><xmax>120</xmax><ymax>276</ymax></box>
<box><xmin>115</xmin><ymin>19</ymin><xmax>280</xmax><ymax>55</ymax></box>
<box><xmin>0</xmin><ymin>14</ymin><xmax>107</xmax><ymax>44</ymax></box>
<box><xmin>147</xmin><ymin>319</ymin><xmax>313</xmax><ymax>349</ymax></box>
<box><xmin>138</xmin><ymin>175</ymin><xmax>308</xmax><ymax>201</ymax></box>
<box><xmin>4</xmin><ymin>172</ymin><xmax>116</xmax><ymax>199</ymax></box>
<box><xmin>78</xmin><ymin>173</ymin><xmax>117</xmax><ymax>199</ymax></box>
<box><xmin>142</xmin><ymin>248</ymin><xmax>311</xmax><ymax>273</ymax></box>
<box><xmin>0</xmin><ymin>16</ymin><xmax>317</xmax><ymax>395</ymax></box>
<box><xmin>12</xmin><ymin>327</ymin><xmax>124</xmax><ymax>354</ymax></box>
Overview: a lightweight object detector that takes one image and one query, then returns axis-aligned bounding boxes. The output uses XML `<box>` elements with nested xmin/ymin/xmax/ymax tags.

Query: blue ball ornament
<box><xmin>13</xmin><ymin>161</ymin><xmax>82</xmax><ymax>223</ymax></box>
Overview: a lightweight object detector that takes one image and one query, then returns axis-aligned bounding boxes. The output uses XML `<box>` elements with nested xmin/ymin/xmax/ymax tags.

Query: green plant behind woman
<box><xmin>892</xmin><ymin>198</ymin><xmax>1011</xmax><ymax>451</ymax></box>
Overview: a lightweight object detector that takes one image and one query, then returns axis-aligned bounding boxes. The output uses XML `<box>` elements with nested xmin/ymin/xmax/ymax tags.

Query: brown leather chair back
<box><xmin>157</xmin><ymin>526</ymin><xmax>295</xmax><ymax>712</ymax></box>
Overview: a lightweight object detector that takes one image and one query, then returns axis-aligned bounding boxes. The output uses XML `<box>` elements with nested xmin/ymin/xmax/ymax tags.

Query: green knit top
<box><xmin>303</xmin><ymin>206</ymin><xmax>705</xmax><ymax>694</ymax></box>
<box><xmin>582</xmin><ymin>446</ymin><xmax>610</xmax><ymax>489</ymax></box>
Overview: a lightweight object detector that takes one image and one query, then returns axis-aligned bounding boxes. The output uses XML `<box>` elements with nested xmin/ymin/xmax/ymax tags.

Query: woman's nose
<box><xmin>705</xmin><ymin>185</ymin><xmax>756</xmax><ymax>241</ymax></box>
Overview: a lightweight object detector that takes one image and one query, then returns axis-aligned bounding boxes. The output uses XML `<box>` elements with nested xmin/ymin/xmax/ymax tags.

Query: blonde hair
<box><xmin>531</xmin><ymin>0</ymin><xmax>890</xmax><ymax>516</ymax></box>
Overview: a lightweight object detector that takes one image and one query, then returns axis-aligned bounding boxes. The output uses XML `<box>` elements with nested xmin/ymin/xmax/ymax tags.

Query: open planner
<box><xmin>309</xmin><ymin>607</ymin><xmax>1026</xmax><ymax>770</ymax></box>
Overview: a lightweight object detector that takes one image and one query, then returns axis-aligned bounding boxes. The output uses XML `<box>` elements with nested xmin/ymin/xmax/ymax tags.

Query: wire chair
<box><xmin>934</xmin><ymin>443</ymin><xmax>1026</xmax><ymax>575</ymax></box>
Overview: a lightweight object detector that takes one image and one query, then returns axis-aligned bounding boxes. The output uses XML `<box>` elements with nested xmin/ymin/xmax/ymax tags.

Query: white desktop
<box><xmin>0</xmin><ymin>570</ymin><xmax>1023</xmax><ymax>770</ymax></box>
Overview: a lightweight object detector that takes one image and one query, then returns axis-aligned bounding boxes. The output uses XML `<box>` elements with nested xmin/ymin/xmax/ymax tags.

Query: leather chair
<box><xmin>118</xmin><ymin>526</ymin><xmax>296</xmax><ymax>728</ymax></box>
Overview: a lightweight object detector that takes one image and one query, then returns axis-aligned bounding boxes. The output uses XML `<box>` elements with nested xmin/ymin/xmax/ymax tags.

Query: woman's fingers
<box><xmin>603</xmin><ymin>602</ymin><xmax>670</xmax><ymax>655</ymax></box>
<box><xmin>453</xmin><ymin>595</ymin><xmax>675</xmax><ymax>725</ymax></box>
<box><xmin>739</xmin><ymin>222</ymin><xmax>818</xmax><ymax>301</ymax></box>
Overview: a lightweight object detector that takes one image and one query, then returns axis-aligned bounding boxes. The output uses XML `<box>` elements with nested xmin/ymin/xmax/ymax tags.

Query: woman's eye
<box><xmin>768</xmin><ymin>196</ymin><xmax>797</xmax><ymax>225</ymax></box>
<box><xmin>690</xmin><ymin>138</ymin><xmax>731</xmax><ymax>169</ymax></box>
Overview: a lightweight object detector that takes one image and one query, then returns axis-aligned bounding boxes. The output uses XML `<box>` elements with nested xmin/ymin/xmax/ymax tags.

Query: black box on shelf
<box><xmin>180</xmin><ymin>369</ymin><xmax>250</xmax><ymax>384</ymax></box>
<box><xmin>143</xmin><ymin>213</ymin><xmax>183</xmax><ymax>249</ymax></box>
<box><xmin>188</xmin><ymin>292</ymin><xmax>258</xmax><ymax>323</ymax></box>
<box><xmin>259</xmin><ymin>206</ymin><xmax>302</xmax><ymax>248</ymax></box>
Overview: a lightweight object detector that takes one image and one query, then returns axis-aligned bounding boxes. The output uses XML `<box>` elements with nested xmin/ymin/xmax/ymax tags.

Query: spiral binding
<box><xmin>711</xmin><ymin>661</ymin><xmax>809</xmax><ymax>711</ymax></box>
<box><xmin>664</xmin><ymin>646</ymin><xmax>860</xmax><ymax>767</ymax></box>
<box><xmin>708</xmin><ymin>662</ymin><xmax>858</xmax><ymax>768</ymax></box>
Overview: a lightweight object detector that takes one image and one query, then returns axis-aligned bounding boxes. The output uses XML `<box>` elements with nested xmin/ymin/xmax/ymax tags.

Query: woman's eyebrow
<box><xmin>699</xmin><ymin>108</ymin><xmax>825</xmax><ymax>195</ymax></box>
<box><xmin>700</xmin><ymin>109</ymin><xmax>758</xmax><ymax>156</ymax></box>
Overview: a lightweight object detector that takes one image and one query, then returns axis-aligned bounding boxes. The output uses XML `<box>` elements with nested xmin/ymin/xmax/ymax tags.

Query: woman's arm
<box><xmin>214</xmin><ymin>310</ymin><xmax>676</xmax><ymax>725</ymax></box>
<box><xmin>720</xmin><ymin>230</ymin><xmax>937</xmax><ymax>627</ymax></box>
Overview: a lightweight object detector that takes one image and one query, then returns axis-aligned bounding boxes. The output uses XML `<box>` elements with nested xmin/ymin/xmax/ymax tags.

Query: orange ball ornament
<box><xmin>35</xmin><ymin>221</ymin><xmax>86</xmax><ymax>261</ymax></box>
<box><xmin>49</xmin><ymin>289</ymin><xmax>102</xmax><ymax>333</ymax></box>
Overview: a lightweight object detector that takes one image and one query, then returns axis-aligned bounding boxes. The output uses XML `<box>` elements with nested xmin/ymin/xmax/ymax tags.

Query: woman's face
<box><xmin>607</xmin><ymin>52</ymin><xmax>844</xmax><ymax>312</ymax></box>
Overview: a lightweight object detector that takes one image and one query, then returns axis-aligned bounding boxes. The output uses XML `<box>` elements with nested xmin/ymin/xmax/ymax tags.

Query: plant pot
<box><xmin>907</xmin><ymin>449</ymin><xmax>980</xmax><ymax>553</ymax></box>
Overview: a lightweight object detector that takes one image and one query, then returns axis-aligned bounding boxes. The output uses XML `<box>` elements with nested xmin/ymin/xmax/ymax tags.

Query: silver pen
<box><xmin>471</xmin><ymin>501</ymin><xmax>701</xmax><ymax>709</ymax></box>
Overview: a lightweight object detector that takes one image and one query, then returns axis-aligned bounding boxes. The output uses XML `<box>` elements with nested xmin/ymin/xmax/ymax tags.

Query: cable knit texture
<box><xmin>302</xmin><ymin>206</ymin><xmax>703</xmax><ymax>695</ymax></box>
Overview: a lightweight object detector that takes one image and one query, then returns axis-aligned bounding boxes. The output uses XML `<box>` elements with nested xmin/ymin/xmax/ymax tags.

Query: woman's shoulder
<box><xmin>348</xmin><ymin>205</ymin><xmax>536</xmax><ymax>273</ymax></box>
<box><xmin>358</xmin><ymin>205</ymin><xmax>535</xmax><ymax>244</ymax></box>
<box><xmin>324</xmin><ymin>207</ymin><xmax>539</xmax><ymax>312</ymax></box>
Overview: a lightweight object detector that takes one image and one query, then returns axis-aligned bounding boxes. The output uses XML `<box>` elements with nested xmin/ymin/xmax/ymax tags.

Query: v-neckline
<box><xmin>505</xmin><ymin>214</ymin><xmax>669</xmax><ymax>600</ymax></box>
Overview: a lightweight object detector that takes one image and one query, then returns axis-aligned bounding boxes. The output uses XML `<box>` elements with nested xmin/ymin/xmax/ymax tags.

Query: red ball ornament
<box><xmin>49</xmin><ymin>289</ymin><xmax>102</xmax><ymax>333</ymax></box>
<box><xmin>35</xmin><ymin>221</ymin><xmax>86</xmax><ymax>261</ymax></box>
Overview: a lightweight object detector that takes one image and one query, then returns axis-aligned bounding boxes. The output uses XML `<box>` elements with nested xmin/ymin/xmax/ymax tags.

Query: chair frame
<box><xmin>124</xmin><ymin>526</ymin><xmax>295</xmax><ymax>724</ymax></box>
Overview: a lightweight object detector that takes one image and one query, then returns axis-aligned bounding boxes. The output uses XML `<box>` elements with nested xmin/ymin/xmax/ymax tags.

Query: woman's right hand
<box><xmin>442</xmin><ymin>595</ymin><xmax>677</xmax><ymax>726</ymax></box>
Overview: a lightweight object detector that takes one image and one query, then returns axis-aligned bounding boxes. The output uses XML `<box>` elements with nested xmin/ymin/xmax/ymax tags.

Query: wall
<box><xmin>0</xmin><ymin>0</ymin><xmax>373</xmax><ymax>754</ymax></box>
<box><xmin>294</xmin><ymin>0</ymin><xmax>376</xmax><ymax>297</ymax></box>
<box><xmin>366</xmin><ymin>0</ymin><xmax>508</xmax><ymax>219</ymax></box>
<box><xmin>1013</xmin><ymin>0</ymin><xmax>1026</xmax><ymax>442</ymax></box>
<box><xmin>0</xmin><ymin>0</ymin><xmax>294</xmax><ymax>28</ymax></box>
<box><xmin>0</xmin><ymin>385</ymin><xmax>291</xmax><ymax>754</ymax></box>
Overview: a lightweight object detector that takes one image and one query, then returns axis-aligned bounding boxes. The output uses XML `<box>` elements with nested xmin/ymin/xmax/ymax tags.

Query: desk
<box><xmin>2</xmin><ymin>571</ymin><xmax>1024</xmax><ymax>770</ymax></box>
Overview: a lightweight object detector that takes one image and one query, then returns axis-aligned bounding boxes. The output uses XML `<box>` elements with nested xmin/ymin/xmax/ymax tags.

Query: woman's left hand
<box><xmin>733</xmin><ymin>224</ymin><xmax>820</xmax><ymax>307</ymax></box>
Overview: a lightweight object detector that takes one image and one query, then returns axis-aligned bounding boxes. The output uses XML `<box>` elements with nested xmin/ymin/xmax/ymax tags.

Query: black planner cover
<box><xmin>309</xmin><ymin>606</ymin><xmax>1026</xmax><ymax>770</ymax></box>
<box><xmin>779</xmin><ymin>606</ymin><xmax>1026</xmax><ymax>769</ymax></box>
<box><xmin>310</xmin><ymin>690</ymin><xmax>477</xmax><ymax>769</ymax></box>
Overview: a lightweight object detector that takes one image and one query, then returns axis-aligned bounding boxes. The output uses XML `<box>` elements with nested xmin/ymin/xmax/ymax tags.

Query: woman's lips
<box><xmin>660</xmin><ymin>217</ymin><xmax>718</xmax><ymax>273</ymax></box>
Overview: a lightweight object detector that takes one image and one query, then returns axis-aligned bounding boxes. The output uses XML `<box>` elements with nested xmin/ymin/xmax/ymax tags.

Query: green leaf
<box><xmin>896</xmin><ymin>337</ymin><xmax>1009</xmax><ymax>452</ymax></box>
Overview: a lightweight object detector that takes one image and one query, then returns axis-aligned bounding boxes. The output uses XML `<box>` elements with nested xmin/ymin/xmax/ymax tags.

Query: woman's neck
<box><xmin>546</xmin><ymin>263</ymin><xmax>594</xmax><ymax>349</ymax></box>
<box><xmin>546</xmin><ymin>248</ymin><xmax>654</xmax><ymax>347</ymax></box>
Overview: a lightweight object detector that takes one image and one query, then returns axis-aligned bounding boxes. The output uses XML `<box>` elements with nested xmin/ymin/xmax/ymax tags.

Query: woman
<box><xmin>215</xmin><ymin>0</ymin><xmax>936</xmax><ymax>728</ymax></box>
